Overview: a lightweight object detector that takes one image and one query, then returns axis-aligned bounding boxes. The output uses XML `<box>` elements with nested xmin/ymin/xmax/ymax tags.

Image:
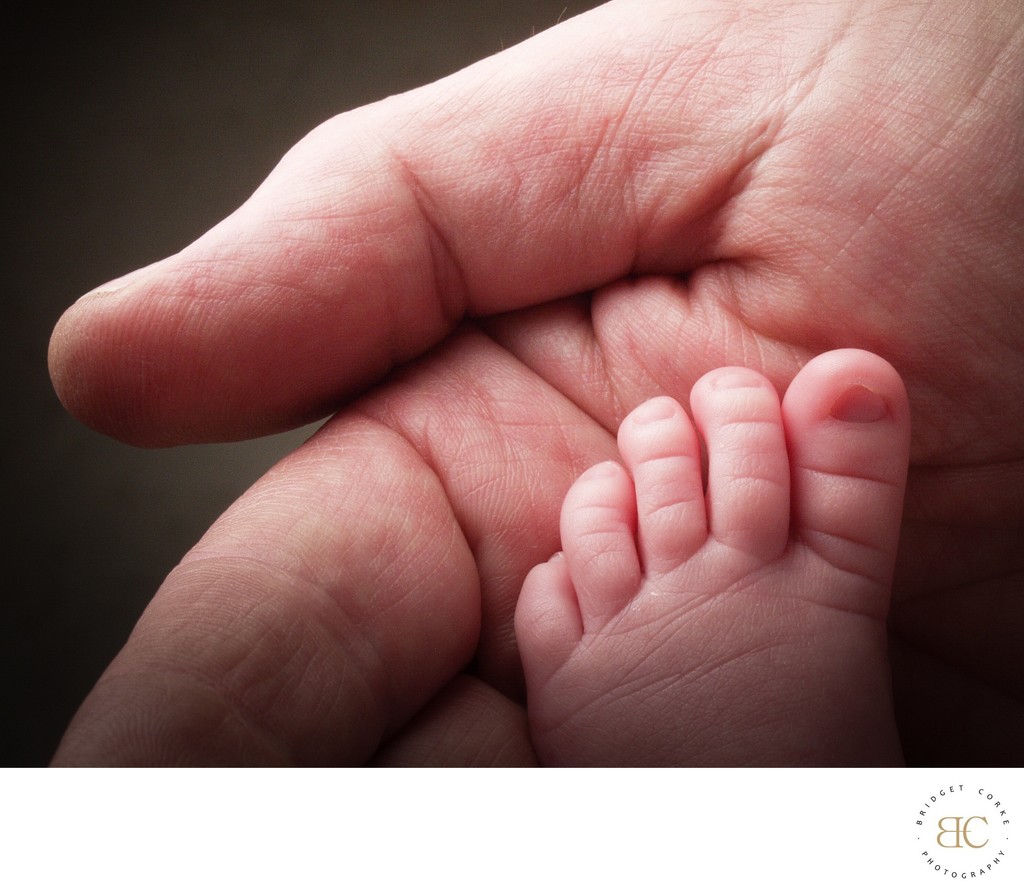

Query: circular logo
<box><xmin>915</xmin><ymin>785</ymin><xmax>1012</xmax><ymax>880</ymax></box>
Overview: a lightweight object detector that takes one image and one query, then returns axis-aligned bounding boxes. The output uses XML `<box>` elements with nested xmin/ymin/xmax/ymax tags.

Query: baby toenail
<box><xmin>711</xmin><ymin>369</ymin><xmax>766</xmax><ymax>390</ymax></box>
<box><xmin>830</xmin><ymin>385</ymin><xmax>888</xmax><ymax>422</ymax></box>
<box><xmin>631</xmin><ymin>397</ymin><xmax>677</xmax><ymax>424</ymax></box>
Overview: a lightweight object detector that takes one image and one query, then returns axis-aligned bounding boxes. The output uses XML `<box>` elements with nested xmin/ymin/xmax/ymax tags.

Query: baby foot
<box><xmin>515</xmin><ymin>349</ymin><xmax>910</xmax><ymax>766</ymax></box>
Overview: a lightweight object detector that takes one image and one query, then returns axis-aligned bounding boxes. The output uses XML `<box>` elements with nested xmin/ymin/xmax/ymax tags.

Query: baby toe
<box><xmin>617</xmin><ymin>396</ymin><xmax>707</xmax><ymax>574</ymax></box>
<box><xmin>689</xmin><ymin>368</ymin><xmax>790</xmax><ymax>562</ymax></box>
<box><xmin>782</xmin><ymin>349</ymin><xmax>910</xmax><ymax>608</ymax></box>
<box><xmin>560</xmin><ymin>461</ymin><xmax>642</xmax><ymax>628</ymax></box>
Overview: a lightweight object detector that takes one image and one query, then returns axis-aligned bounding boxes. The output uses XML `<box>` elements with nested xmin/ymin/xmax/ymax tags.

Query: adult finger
<box><xmin>52</xmin><ymin>326</ymin><xmax>612</xmax><ymax>765</ymax></box>
<box><xmin>48</xmin><ymin>0</ymin><xmax>823</xmax><ymax>445</ymax></box>
<box><xmin>52</xmin><ymin>410</ymin><xmax>481</xmax><ymax>765</ymax></box>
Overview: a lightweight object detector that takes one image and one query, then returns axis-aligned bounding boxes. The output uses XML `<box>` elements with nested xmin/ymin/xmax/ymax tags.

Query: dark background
<box><xmin>4</xmin><ymin>0</ymin><xmax>603</xmax><ymax>766</ymax></box>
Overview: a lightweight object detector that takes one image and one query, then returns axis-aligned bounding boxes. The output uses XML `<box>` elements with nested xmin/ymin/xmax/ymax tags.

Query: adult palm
<box><xmin>50</xmin><ymin>0</ymin><xmax>1024</xmax><ymax>765</ymax></box>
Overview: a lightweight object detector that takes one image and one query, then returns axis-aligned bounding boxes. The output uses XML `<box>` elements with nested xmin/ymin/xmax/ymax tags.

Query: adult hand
<box><xmin>49</xmin><ymin>0</ymin><xmax>1024</xmax><ymax>764</ymax></box>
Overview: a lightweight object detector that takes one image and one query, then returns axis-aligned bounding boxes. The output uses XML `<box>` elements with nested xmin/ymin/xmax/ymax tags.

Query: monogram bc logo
<box><xmin>936</xmin><ymin>815</ymin><xmax>988</xmax><ymax>850</ymax></box>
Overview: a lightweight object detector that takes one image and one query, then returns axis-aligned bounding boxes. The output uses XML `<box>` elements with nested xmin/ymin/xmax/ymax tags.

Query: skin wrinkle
<box><xmin>493</xmin><ymin>283</ymin><xmax>702</xmax><ymax>437</ymax></box>
<box><xmin>797</xmin><ymin>534</ymin><xmax>891</xmax><ymax>591</ymax></box>
<box><xmin>391</xmin><ymin>56</ymin><xmax>633</xmax><ymax>307</ymax></box>
<box><xmin>577</xmin><ymin>291</ymin><xmax>635</xmax><ymax>428</ymax></box>
<box><xmin>79</xmin><ymin>660</ymin><xmax>299</xmax><ymax>767</ymax></box>
<box><xmin>713</xmin><ymin>551</ymin><xmax>888</xmax><ymax>621</ymax></box>
<box><xmin>384</xmin><ymin>143</ymin><xmax>471</xmax><ymax>335</ymax></box>
<box><xmin>173</xmin><ymin>673</ymin><xmax>296</xmax><ymax>765</ymax></box>
<box><xmin>692</xmin><ymin>272</ymin><xmax>813</xmax><ymax>393</ymax></box>
<box><xmin>797</xmin><ymin>463</ymin><xmax>902</xmax><ymax>490</ymax></box>
<box><xmin>568</xmin><ymin>30</ymin><xmax>704</xmax><ymax>250</ymax></box>
<box><xmin>370</xmin><ymin>325</ymin><xmax>612</xmax><ymax>505</ymax></box>
<box><xmin>638</xmin><ymin>491</ymin><xmax>702</xmax><ymax>528</ymax></box>
<box><xmin>796</xmin><ymin>522</ymin><xmax>889</xmax><ymax>563</ymax></box>
<box><xmin>82</xmin><ymin>670</ymin><xmax>294</xmax><ymax>767</ymax></box>
<box><xmin>146</xmin><ymin>556</ymin><xmax>390</xmax><ymax>763</ymax></box>
<box><xmin>572</xmin><ymin>632</ymin><xmax>781</xmax><ymax>730</ymax></box>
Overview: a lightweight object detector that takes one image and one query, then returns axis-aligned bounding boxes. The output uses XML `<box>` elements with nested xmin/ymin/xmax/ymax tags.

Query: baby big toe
<box><xmin>782</xmin><ymin>350</ymin><xmax>910</xmax><ymax>602</ymax></box>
